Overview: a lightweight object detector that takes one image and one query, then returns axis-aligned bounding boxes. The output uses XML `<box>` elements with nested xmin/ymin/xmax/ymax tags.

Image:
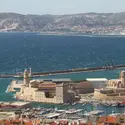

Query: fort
<box><xmin>6</xmin><ymin>65</ymin><xmax>125</xmax><ymax>103</ymax></box>
<box><xmin>7</xmin><ymin>69</ymin><xmax>99</xmax><ymax>104</ymax></box>
<box><xmin>14</xmin><ymin>69</ymin><xmax>76</xmax><ymax>104</ymax></box>
<box><xmin>93</xmin><ymin>70</ymin><xmax>125</xmax><ymax>100</ymax></box>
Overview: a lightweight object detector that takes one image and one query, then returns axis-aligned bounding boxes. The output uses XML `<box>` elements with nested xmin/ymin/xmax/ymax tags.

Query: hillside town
<box><xmin>0</xmin><ymin>12</ymin><xmax>125</xmax><ymax>35</ymax></box>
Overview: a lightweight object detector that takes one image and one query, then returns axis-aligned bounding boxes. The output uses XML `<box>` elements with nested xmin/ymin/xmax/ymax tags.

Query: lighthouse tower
<box><xmin>120</xmin><ymin>70</ymin><xmax>125</xmax><ymax>88</ymax></box>
<box><xmin>24</xmin><ymin>69</ymin><xmax>30</xmax><ymax>86</ymax></box>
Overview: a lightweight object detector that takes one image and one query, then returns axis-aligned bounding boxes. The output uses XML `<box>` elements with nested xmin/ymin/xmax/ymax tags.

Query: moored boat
<box><xmin>66</xmin><ymin>109</ymin><xmax>83</xmax><ymax>114</ymax></box>
<box><xmin>72</xmin><ymin>102</ymin><xmax>77</xmax><ymax>106</ymax></box>
<box><xmin>82</xmin><ymin>102</ymin><xmax>87</xmax><ymax>107</ymax></box>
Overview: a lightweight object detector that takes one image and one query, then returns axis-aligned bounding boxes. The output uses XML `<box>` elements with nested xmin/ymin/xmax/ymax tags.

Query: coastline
<box><xmin>0</xmin><ymin>31</ymin><xmax>125</xmax><ymax>37</ymax></box>
<box><xmin>1</xmin><ymin>32</ymin><xmax>125</xmax><ymax>104</ymax></box>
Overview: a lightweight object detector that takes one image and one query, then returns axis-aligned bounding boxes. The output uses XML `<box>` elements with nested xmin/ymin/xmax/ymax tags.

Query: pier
<box><xmin>1</xmin><ymin>64</ymin><xmax>125</xmax><ymax>78</ymax></box>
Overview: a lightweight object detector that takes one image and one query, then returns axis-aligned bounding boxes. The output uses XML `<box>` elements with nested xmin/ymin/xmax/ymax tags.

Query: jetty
<box><xmin>0</xmin><ymin>64</ymin><xmax>125</xmax><ymax>78</ymax></box>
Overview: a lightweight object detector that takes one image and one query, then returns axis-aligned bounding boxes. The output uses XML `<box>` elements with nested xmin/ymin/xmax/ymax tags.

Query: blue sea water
<box><xmin>1</xmin><ymin>33</ymin><xmax>125</xmax><ymax>114</ymax></box>
<box><xmin>0</xmin><ymin>32</ymin><xmax>125</xmax><ymax>74</ymax></box>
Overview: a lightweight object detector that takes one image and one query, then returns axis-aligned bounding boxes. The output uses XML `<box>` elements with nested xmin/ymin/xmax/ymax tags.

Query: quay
<box><xmin>1</xmin><ymin>103</ymin><xmax>125</xmax><ymax>125</ymax></box>
<box><xmin>1</xmin><ymin>64</ymin><xmax>125</xmax><ymax>78</ymax></box>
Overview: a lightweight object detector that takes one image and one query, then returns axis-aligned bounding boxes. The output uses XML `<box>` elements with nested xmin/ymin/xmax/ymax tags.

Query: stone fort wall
<box><xmin>93</xmin><ymin>90</ymin><xmax>125</xmax><ymax>101</ymax></box>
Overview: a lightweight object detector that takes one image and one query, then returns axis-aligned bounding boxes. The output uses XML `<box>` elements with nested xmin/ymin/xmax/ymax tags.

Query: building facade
<box><xmin>86</xmin><ymin>78</ymin><xmax>108</xmax><ymax>89</ymax></box>
<box><xmin>93</xmin><ymin>71</ymin><xmax>125</xmax><ymax>100</ymax></box>
<box><xmin>16</xmin><ymin>70</ymin><xmax>75</xmax><ymax>104</ymax></box>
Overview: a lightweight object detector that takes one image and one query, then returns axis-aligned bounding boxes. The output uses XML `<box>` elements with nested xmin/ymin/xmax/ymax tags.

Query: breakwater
<box><xmin>0</xmin><ymin>64</ymin><xmax>125</xmax><ymax>78</ymax></box>
<box><xmin>33</xmin><ymin>64</ymin><xmax>125</xmax><ymax>76</ymax></box>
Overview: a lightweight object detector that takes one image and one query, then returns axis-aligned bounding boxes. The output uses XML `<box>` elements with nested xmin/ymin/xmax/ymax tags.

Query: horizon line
<box><xmin>0</xmin><ymin>11</ymin><xmax>125</xmax><ymax>16</ymax></box>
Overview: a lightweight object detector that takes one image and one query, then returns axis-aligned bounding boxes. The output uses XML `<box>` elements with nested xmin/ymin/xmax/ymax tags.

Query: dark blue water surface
<box><xmin>0</xmin><ymin>33</ymin><xmax>125</xmax><ymax>73</ymax></box>
<box><xmin>0</xmin><ymin>32</ymin><xmax>125</xmax><ymax>103</ymax></box>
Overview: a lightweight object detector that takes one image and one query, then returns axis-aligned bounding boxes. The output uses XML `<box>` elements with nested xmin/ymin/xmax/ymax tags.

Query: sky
<box><xmin>0</xmin><ymin>0</ymin><xmax>125</xmax><ymax>15</ymax></box>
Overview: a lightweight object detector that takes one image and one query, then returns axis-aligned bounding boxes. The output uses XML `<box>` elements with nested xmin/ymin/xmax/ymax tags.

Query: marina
<box><xmin>0</xmin><ymin>101</ymin><xmax>125</xmax><ymax>125</ymax></box>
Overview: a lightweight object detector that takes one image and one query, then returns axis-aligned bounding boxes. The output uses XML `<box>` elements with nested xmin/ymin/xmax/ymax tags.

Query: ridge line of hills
<box><xmin>0</xmin><ymin>12</ymin><xmax>125</xmax><ymax>35</ymax></box>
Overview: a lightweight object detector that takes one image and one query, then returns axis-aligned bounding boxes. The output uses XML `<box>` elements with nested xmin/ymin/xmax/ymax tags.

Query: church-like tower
<box><xmin>120</xmin><ymin>70</ymin><xmax>125</xmax><ymax>88</ymax></box>
<box><xmin>29</xmin><ymin>68</ymin><xmax>32</xmax><ymax>77</ymax></box>
<box><xmin>24</xmin><ymin>69</ymin><xmax>30</xmax><ymax>86</ymax></box>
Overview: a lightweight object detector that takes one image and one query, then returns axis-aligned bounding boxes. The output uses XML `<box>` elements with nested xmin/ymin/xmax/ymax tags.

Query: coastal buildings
<box><xmin>16</xmin><ymin>69</ymin><xmax>76</xmax><ymax>104</ymax></box>
<box><xmin>8</xmin><ymin>68</ymin><xmax>125</xmax><ymax>102</ymax></box>
<box><xmin>93</xmin><ymin>70</ymin><xmax>125</xmax><ymax>100</ymax></box>
<box><xmin>86</xmin><ymin>78</ymin><xmax>108</xmax><ymax>89</ymax></box>
<box><xmin>73</xmin><ymin>81</ymin><xmax>94</xmax><ymax>94</ymax></box>
<box><xmin>8</xmin><ymin>69</ymin><xmax>109</xmax><ymax>103</ymax></box>
<box><xmin>0</xmin><ymin>101</ymin><xmax>31</xmax><ymax>109</ymax></box>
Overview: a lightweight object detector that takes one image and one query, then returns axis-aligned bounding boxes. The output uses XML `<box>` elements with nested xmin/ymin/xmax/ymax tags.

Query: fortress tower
<box><xmin>56</xmin><ymin>83</ymin><xmax>69</xmax><ymax>104</ymax></box>
<box><xmin>24</xmin><ymin>69</ymin><xmax>30</xmax><ymax>86</ymax></box>
<box><xmin>120</xmin><ymin>70</ymin><xmax>125</xmax><ymax>88</ymax></box>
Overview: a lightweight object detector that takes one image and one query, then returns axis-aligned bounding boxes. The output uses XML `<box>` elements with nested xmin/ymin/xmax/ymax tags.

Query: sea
<box><xmin>0</xmin><ymin>32</ymin><xmax>125</xmax><ymax>114</ymax></box>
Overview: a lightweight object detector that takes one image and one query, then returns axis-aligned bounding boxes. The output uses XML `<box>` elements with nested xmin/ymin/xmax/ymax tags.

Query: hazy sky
<box><xmin>0</xmin><ymin>0</ymin><xmax>125</xmax><ymax>15</ymax></box>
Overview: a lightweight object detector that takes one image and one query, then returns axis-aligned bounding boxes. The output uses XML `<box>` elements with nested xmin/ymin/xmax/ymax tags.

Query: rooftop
<box><xmin>0</xmin><ymin>101</ymin><xmax>31</xmax><ymax>106</ymax></box>
<box><xmin>74</xmin><ymin>81</ymin><xmax>92</xmax><ymax>89</ymax></box>
<box><xmin>0</xmin><ymin>120</ymin><xmax>33</xmax><ymax>125</ymax></box>
<box><xmin>33</xmin><ymin>78</ymin><xmax>71</xmax><ymax>82</ymax></box>
<box><xmin>109</xmin><ymin>79</ymin><xmax>121</xmax><ymax>81</ymax></box>
<box><xmin>86</xmin><ymin>78</ymin><xmax>108</xmax><ymax>81</ymax></box>
<box><xmin>97</xmin><ymin>116</ymin><xmax>117</xmax><ymax>123</ymax></box>
<box><xmin>52</xmin><ymin>78</ymin><xmax>71</xmax><ymax>82</ymax></box>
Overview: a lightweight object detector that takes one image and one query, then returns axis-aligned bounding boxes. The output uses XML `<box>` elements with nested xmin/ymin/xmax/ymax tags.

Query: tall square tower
<box><xmin>56</xmin><ymin>83</ymin><xmax>69</xmax><ymax>104</ymax></box>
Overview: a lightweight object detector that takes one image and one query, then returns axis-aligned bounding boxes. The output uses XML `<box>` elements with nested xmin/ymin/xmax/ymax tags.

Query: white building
<box><xmin>86</xmin><ymin>78</ymin><xmax>108</xmax><ymax>89</ymax></box>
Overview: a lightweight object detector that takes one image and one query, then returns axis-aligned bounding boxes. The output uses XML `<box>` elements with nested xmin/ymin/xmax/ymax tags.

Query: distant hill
<box><xmin>0</xmin><ymin>12</ymin><xmax>125</xmax><ymax>35</ymax></box>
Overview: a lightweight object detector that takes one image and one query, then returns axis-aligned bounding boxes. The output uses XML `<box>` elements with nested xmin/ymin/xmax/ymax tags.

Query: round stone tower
<box><xmin>120</xmin><ymin>70</ymin><xmax>125</xmax><ymax>88</ymax></box>
<box><xmin>24</xmin><ymin>69</ymin><xmax>29</xmax><ymax>86</ymax></box>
